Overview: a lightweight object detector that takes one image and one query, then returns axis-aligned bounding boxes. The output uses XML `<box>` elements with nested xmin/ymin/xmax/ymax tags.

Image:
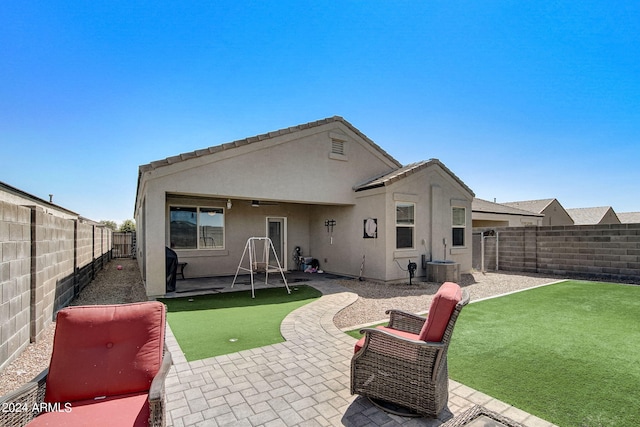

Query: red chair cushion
<box><xmin>353</xmin><ymin>326</ymin><xmax>419</xmax><ymax>353</ymax></box>
<box><xmin>28</xmin><ymin>392</ymin><xmax>149</xmax><ymax>427</ymax></box>
<box><xmin>418</xmin><ymin>282</ymin><xmax>462</xmax><ymax>342</ymax></box>
<box><xmin>44</xmin><ymin>302</ymin><xmax>165</xmax><ymax>403</ymax></box>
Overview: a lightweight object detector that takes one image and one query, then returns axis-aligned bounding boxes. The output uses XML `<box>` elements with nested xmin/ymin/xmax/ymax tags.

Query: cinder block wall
<box><xmin>0</xmin><ymin>201</ymin><xmax>32</xmax><ymax>373</ymax></box>
<box><xmin>31</xmin><ymin>209</ymin><xmax>79</xmax><ymax>341</ymax></box>
<box><xmin>0</xmin><ymin>202</ymin><xmax>112</xmax><ymax>372</ymax></box>
<box><xmin>474</xmin><ymin>224</ymin><xmax>640</xmax><ymax>282</ymax></box>
<box><xmin>536</xmin><ymin>224</ymin><xmax>640</xmax><ymax>280</ymax></box>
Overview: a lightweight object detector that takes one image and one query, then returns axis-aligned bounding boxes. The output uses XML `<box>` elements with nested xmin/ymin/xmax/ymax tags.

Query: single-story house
<box><xmin>565</xmin><ymin>206</ymin><xmax>621</xmax><ymax>225</ymax></box>
<box><xmin>1</xmin><ymin>180</ymin><xmax>80</xmax><ymax>220</ymax></box>
<box><xmin>134</xmin><ymin>116</ymin><xmax>474</xmax><ymax>297</ymax></box>
<box><xmin>472</xmin><ymin>198</ymin><xmax>543</xmax><ymax>228</ymax></box>
<box><xmin>501</xmin><ymin>198</ymin><xmax>574</xmax><ymax>226</ymax></box>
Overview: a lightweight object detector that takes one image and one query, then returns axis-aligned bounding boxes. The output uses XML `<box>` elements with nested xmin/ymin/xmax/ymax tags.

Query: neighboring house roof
<box><xmin>501</xmin><ymin>198</ymin><xmax>556</xmax><ymax>214</ymax></box>
<box><xmin>354</xmin><ymin>159</ymin><xmax>474</xmax><ymax>196</ymax></box>
<box><xmin>472</xmin><ymin>198</ymin><xmax>544</xmax><ymax>218</ymax></box>
<box><xmin>617</xmin><ymin>212</ymin><xmax>640</xmax><ymax>224</ymax></box>
<box><xmin>139</xmin><ymin>116</ymin><xmax>402</xmax><ymax>173</ymax></box>
<box><xmin>565</xmin><ymin>206</ymin><xmax>619</xmax><ymax>225</ymax></box>
<box><xmin>0</xmin><ymin>180</ymin><xmax>79</xmax><ymax>217</ymax></box>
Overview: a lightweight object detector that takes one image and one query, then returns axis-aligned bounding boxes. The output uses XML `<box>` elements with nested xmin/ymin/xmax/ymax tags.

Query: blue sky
<box><xmin>2</xmin><ymin>1</ymin><xmax>639</xmax><ymax>225</ymax></box>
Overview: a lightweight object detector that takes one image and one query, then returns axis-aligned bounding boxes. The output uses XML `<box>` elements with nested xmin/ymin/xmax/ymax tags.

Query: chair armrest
<box><xmin>358</xmin><ymin>327</ymin><xmax>445</xmax><ymax>351</ymax></box>
<box><xmin>385</xmin><ymin>309</ymin><xmax>427</xmax><ymax>334</ymax></box>
<box><xmin>148</xmin><ymin>347</ymin><xmax>172</xmax><ymax>427</ymax></box>
<box><xmin>0</xmin><ymin>368</ymin><xmax>48</xmax><ymax>427</ymax></box>
<box><xmin>149</xmin><ymin>347</ymin><xmax>172</xmax><ymax>403</ymax></box>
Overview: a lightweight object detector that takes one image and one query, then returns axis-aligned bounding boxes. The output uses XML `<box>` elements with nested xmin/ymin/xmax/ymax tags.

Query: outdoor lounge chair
<box><xmin>351</xmin><ymin>281</ymin><xmax>469</xmax><ymax>417</ymax></box>
<box><xmin>0</xmin><ymin>301</ymin><xmax>172</xmax><ymax>427</ymax></box>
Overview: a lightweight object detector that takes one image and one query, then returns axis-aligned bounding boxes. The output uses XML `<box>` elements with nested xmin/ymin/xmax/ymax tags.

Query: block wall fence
<box><xmin>473</xmin><ymin>223</ymin><xmax>640</xmax><ymax>283</ymax></box>
<box><xmin>0</xmin><ymin>201</ymin><xmax>112</xmax><ymax>372</ymax></box>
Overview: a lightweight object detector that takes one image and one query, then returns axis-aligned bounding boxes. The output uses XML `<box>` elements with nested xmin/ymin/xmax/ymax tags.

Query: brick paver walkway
<box><xmin>164</xmin><ymin>280</ymin><xmax>557</xmax><ymax>426</ymax></box>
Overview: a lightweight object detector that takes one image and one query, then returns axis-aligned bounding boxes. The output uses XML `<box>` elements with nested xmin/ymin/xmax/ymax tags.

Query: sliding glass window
<box><xmin>169</xmin><ymin>206</ymin><xmax>225</xmax><ymax>249</ymax></box>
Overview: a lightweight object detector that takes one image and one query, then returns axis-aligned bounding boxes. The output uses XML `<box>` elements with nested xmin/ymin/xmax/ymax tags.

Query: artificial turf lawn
<box><xmin>448</xmin><ymin>280</ymin><xmax>640</xmax><ymax>427</ymax></box>
<box><xmin>159</xmin><ymin>285</ymin><xmax>321</xmax><ymax>361</ymax></box>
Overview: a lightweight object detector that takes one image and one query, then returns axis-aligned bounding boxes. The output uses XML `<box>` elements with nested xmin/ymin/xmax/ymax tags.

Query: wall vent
<box><xmin>331</xmin><ymin>139</ymin><xmax>345</xmax><ymax>156</ymax></box>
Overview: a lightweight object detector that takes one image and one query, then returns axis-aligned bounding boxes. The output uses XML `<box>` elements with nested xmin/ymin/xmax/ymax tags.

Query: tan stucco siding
<box><xmin>140</xmin><ymin>124</ymin><xmax>397</xmax><ymax>206</ymax></box>
<box><xmin>165</xmin><ymin>197</ymin><xmax>312</xmax><ymax>279</ymax></box>
<box><xmin>136</xmin><ymin>122</ymin><xmax>400</xmax><ymax>295</ymax></box>
<box><xmin>380</xmin><ymin>164</ymin><xmax>473</xmax><ymax>282</ymax></box>
<box><xmin>601</xmin><ymin>209</ymin><xmax>621</xmax><ymax>224</ymax></box>
<box><xmin>135</xmin><ymin>120</ymin><xmax>475</xmax><ymax>294</ymax></box>
<box><xmin>472</xmin><ymin>212</ymin><xmax>542</xmax><ymax>227</ymax></box>
<box><xmin>305</xmin><ymin>189</ymin><xmax>389</xmax><ymax>281</ymax></box>
<box><xmin>541</xmin><ymin>200</ymin><xmax>573</xmax><ymax>226</ymax></box>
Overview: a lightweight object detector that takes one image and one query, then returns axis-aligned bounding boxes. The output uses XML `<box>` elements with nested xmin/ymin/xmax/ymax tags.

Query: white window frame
<box><xmin>452</xmin><ymin>206</ymin><xmax>466</xmax><ymax>247</ymax></box>
<box><xmin>169</xmin><ymin>205</ymin><xmax>226</xmax><ymax>250</ymax></box>
<box><xmin>395</xmin><ymin>202</ymin><xmax>415</xmax><ymax>249</ymax></box>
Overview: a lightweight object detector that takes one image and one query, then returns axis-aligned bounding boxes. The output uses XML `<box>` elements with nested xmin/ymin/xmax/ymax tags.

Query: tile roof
<box><xmin>138</xmin><ymin>116</ymin><xmax>402</xmax><ymax>173</ymax></box>
<box><xmin>565</xmin><ymin>206</ymin><xmax>618</xmax><ymax>225</ymax></box>
<box><xmin>617</xmin><ymin>212</ymin><xmax>640</xmax><ymax>224</ymax></box>
<box><xmin>353</xmin><ymin>159</ymin><xmax>474</xmax><ymax>196</ymax></box>
<box><xmin>472</xmin><ymin>198</ymin><xmax>543</xmax><ymax>217</ymax></box>
<box><xmin>501</xmin><ymin>198</ymin><xmax>556</xmax><ymax>214</ymax></box>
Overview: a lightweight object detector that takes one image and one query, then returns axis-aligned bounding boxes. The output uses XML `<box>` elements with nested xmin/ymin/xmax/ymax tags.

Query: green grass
<box><xmin>159</xmin><ymin>285</ymin><xmax>321</xmax><ymax>361</ymax></box>
<box><xmin>449</xmin><ymin>280</ymin><xmax>640</xmax><ymax>427</ymax></box>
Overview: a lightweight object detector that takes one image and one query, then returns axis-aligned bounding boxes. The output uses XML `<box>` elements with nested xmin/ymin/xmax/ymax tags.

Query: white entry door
<box><xmin>267</xmin><ymin>217</ymin><xmax>287</xmax><ymax>270</ymax></box>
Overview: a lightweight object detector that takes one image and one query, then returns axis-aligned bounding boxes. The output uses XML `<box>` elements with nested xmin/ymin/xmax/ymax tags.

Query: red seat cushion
<box><xmin>28</xmin><ymin>392</ymin><xmax>149</xmax><ymax>427</ymax></box>
<box><xmin>418</xmin><ymin>282</ymin><xmax>462</xmax><ymax>342</ymax></box>
<box><xmin>44</xmin><ymin>302</ymin><xmax>165</xmax><ymax>403</ymax></box>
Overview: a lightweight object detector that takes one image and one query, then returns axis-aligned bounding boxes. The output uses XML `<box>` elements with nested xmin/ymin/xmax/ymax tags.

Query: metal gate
<box><xmin>472</xmin><ymin>231</ymin><xmax>497</xmax><ymax>272</ymax></box>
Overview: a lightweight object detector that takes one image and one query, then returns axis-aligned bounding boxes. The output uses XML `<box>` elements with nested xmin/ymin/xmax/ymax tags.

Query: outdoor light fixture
<box><xmin>251</xmin><ymin>200</ymin><xmax>260</xmax><ymax>207</ymax></box>
<box><xmin>227</xmin><ymin>199</ymin><xmax>232</xmax><ymax>209</ymax></box>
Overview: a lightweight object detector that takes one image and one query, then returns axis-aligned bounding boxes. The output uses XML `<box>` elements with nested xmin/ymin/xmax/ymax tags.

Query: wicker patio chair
<box><xmin>351</xmin><ymin>282</ymin><xmax>470</xmax><ymax>417</ymax></box>
<box><xmin>0</xmin><ymin>302</ymin><xmax>172</xmax><ymax>427</ymax></box>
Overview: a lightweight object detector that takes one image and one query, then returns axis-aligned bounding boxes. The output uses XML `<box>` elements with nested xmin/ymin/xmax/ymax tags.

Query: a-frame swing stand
<box><xmin>232</xmin><ymin>237</ymin><xmax>291</xmax><ymax>298</ymax></box>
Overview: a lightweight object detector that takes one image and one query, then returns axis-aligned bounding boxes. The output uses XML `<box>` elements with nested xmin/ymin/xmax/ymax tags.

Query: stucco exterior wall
<box><xmin>141</xmin><ymin>125</ymin><xmax>397</xmax><ymax>206</ymax></box>
<box><xmin>137</xmin><ymin>122</ymin><xmax>400</xmax><ymax>296</ymax></box>
<box><xmin>353</xmin><ymin>189</ymin><xmax>388</xmax><ymax>281</ymax></box>
<box><xmin>385</xmin><ymin>166</ymin><xmax>473</xmax><ymax>278</ymax></box>
<box><xmin>472</xmin><ymin>212</ymin><xmax>543</xmax><ymax>227</ymax></box>
<box><xmin>165</xmin><ymin>195</ymin><xmax>313</xmax><ymax>279</ymax></box>
<box><xmin>135</xmin><ymin>119</ymin><xmax>475</xmax><ymax>294</ymax></box>
<box><xmin>600</xmin><ymin>209</ymin><xmax>621</xmax><ymax>225</ymax></box>
<box><xmin>541</xmin><ymin>200</ymin><xmax>574</xmax><ymax>226</ymax></box>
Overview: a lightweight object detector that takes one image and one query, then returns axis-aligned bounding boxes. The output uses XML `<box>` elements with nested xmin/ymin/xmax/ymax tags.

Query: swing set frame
<box><xmin>231</xmin><ymin>237</ymin><xmax>291</xmax><ymax>298</ymax></box>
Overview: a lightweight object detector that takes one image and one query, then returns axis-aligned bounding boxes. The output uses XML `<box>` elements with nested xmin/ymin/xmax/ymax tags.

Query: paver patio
<box><xmin>164</xmin><ymin>279</ymin><xmax>558</xmax><ymax>426</ymax></box>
